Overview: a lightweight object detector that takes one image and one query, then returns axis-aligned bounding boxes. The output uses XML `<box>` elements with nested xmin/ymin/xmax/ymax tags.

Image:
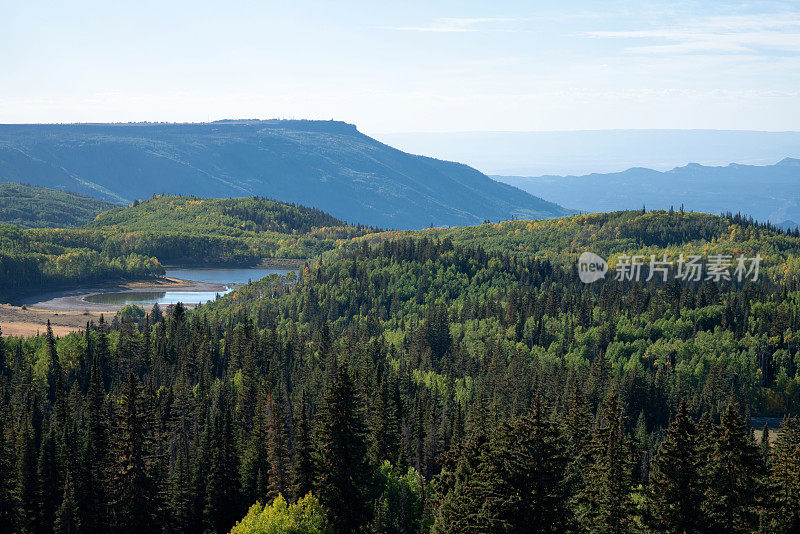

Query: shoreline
<box><xmin>1</xmin><ymin>264</ymin><xmax>300</xmax><ymax>336</ymax></box>
<box><xmin>18</xmin><ymin>276</ymin><xmax>230</xmax><ymax>312</ymax></box>
<box><xmin>1</xmin><ymin>276</ymin><xmax>227</xmax><ymax>337</ymax></box>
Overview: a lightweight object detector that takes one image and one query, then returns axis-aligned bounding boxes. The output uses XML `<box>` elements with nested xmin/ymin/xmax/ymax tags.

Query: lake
<box><xmin>164</xmin><ymin>267</ymin><xmax>295</xmax><ymax>285</ymax></box>
<box><xmin>83</xmin><ymin>267</ymin><xmax>296</xmax><ymax>307</ymax></box>
<box><xmin>84</xmin><ymin>290</ymin><xmax>226</xmax><ymax>306</ymax></box>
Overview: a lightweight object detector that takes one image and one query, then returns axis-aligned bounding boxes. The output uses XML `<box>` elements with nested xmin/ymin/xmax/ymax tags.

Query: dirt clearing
<box><xmin>0</xmin><ymin>304</ymin><xmax>112</xmax><ymax>337</ymax></box>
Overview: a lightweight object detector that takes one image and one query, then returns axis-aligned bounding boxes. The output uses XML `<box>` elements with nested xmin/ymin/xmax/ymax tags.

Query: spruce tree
<box><xmin>0</xmin><ymin>325</ymin><xmax>7</xmax><ymax>378</ymax></box>
<box><xmin>107</xmin><ymin>373</ymin><xmax>160</xmax><ymax>534</ymax></box>
<box><xmin>760</xmin><ymin>422</ymin><xmax>771</xmax><ymax>468</ymax></box>
<box><xmin>770</xmin><ymin>416</ymin><xmax>800</xmax><ymax>532</ymax></box>
<box><xmin>55</xmin><ymin>420</ymin><xmax>85</xmax><ymax>534</ymax></box>
<box><xmin>477</xmin><ymin>401</ymin><xmax>571</xmax><ymax>533</ymax></box>
<box><xmin>37</xmin><ymin>424</ymin><xmax>61</xmax><ymax>534</ymax></box>
<box><xmin>53</xmin><ymin>470</ymin><xmax>80</xmax><ymax>534</ymax></box>
<box><xmin>95</xmin><ymin>319</ymin><xmax>112</xmax><ymax>392</ymax></box>
<box><xmin>430</xmin><ymin>431</ymin><xmax>487</xmax><ymax>534</ymax></box>
<box><xmin>83</xmin><ymin>340</ymin><xmax>108</xmax><ymax>534</ymax></box>
<box><xmin>370</xmin><ymin>377</ymin><xmax>401</xmax><ymax>466</ymax></box>
<box><xmin>314</xmin><ymin>365</ymin><xmax>373</xmax><ymax>532</ymax></box>
<box><xmin>168</xmin><ymin>434</ymin><xmax>194</xmax><ymax>534</ymax></box>
<box><xmin>563</xmin><ymin>376</ymin><xmax>593</xmax><ymax>504</ymax></box>
<box><xmin>0</xmin><ymin>415</ymin><xmax>16</xmax><ymax>532</ymax></box>
<box><xmin>203</xmin><ymin>384</ymin><xmax>241</xmax><ymax>533</ymax></box>
<box><xmin>15</xmin><ymin>414</ymin><xmax>37</xmax><ymax>533</ymax></box>
<box><xmin>701</xmin><ymin>403</ymin><xmax>763</xmax><ymax>533</ymax></box>
<box><xmin>648</xmin><ymin>399</ymin><xmax>703</xmax><ymax>533</ymax></box>
<box><xmin>579</xmin><ymin>391</ymin><xmax>636</xmax><ymax>534</ymax></box>
<box><xmin>190</xmin><ymin>417</ymin><xmax>211</xmax><ymax>533</ymax></box>
<box><xmin>291</xmin><ymin>391</ymin><xmax>314</xmax><ymax>500</ymax></box>
<box><xmin>240</xmin><ymin>386</ymin><xmax>269</xmax><ymax>506</ymax></box>
<box><xmin>45</xmin><ymin>321</ymin><xmax>62</xmax><ymax>407</ymax></box>
<box><xmin>266</xmin><ymin>393</ymin><xmax>290</xmax><ymax>500</ymax></box>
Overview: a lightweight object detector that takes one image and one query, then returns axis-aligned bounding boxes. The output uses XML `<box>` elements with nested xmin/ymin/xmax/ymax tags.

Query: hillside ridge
<box><xmin>0</xmin><ymin>181</ymin><xmax>116</xmax><ymax>228</ymax></box>
<box><xmin>0</xmin><ymin>120</ymin><xmax>570</xmax><ymax>228</ymax></box>
<box><xmin>494</xmin><ymin>157</ymin><xmax>800</xmax><ymax>226</ymax></box>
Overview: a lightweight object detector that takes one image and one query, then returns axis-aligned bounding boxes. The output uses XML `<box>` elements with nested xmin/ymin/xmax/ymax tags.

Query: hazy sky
<box><xmin>1</xmin><ymin>1</ymin><xmax>799</xmax><ymax>133</ymax></box>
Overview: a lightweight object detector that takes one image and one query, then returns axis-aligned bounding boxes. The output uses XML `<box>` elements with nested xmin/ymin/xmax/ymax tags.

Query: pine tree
<box><xmin>314</xmin><ymin>365</ymin><xmax>373</xmax><ymax>532</ymax></box>
<box><xmin>53</xmin><ymin>470</ymin><xmax>80</xmax><ymax>534</ymax></box>
<box><xmin>83</xmin><ymin>339</ymin><xmax>108</xmax><ymax>534</ymax></box>
<box><xmin>430</xmin><ymin>431</ymin><xmax>487</xmax><ymax>534</ymax></box>
<box><xmin>477</xmin><ymin>400</ymin><xmax>571</xmax><ymax>533</ymax></box>
<box><xmin>168</xmin><ymin>433</ymin><xmax>194</xmax><ymax>534</ymax></box>
<box><xmin>54</xmin><ymin>420</ymin><xmax>85</xmax><ymax>534</ymax></box>
<box><xmin>579</xmin><ymin>391</ymin><xmax>636</xmax><ymax>534</ymax></box>
<box><xmin>107</xmin><ymin>373</ymin><xmax>160</xmax><ymax>534</ymax></box>
<box><xmin>648</xmin><ymin>399</ymin><xmax>703</xmax><ymax>533</ymax></box>
<box><xmin>0</xmin><ymin>415</ymin><xmax>16</xmax><ymax>532</ymax></box>
<box><xmin>291</xmin><ymin>391</ymin><xmax>314</xmax><ymax>500</ymax></box>
<box><xmin>370</xmin><ymin>378</ymin><xmax>401</xmax><ymax>465</ymax></box>
<box><xmin>770</xmin><ymin>416</ymin><xmax>800</xmax><ymax>533</ymax></box>
<box><xmin>701</xmin><ymin>403</ymin><xmax>763</xmax><ymax>533</ymax></box>
<box><xmin>266</xmin><ymin>393</ymin><xmax>290</xmax><ymax>500</ymax></box>
<box><xmin>203</xmin><ymin>384</ymin><xmax>242</xmax><ymax>533</ymax></box>
<box><xmin>37</xmin><ymin>424</ymin><xmax>61</xmax><ymax>534</ymax></box>
<box><xmin>15</xmin><ymin>414</ymin><xmax>37</xmax><ymax>533</ymax></box>
<box><xmin>45</xmin><ymin>321</ymin><xmax>62</xmax><ymax>407</ymax></box>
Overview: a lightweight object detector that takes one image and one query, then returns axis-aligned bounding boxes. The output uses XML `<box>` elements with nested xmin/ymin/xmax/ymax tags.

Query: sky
<box><xmin>1</xmin><ymin>0</ymin><xmax>799</xmax><ymax>134</ymax></box>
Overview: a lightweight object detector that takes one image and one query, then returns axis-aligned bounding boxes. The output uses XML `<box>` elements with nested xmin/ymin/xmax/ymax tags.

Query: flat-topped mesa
<box><xmin>0</xmin><ymin>120</ymin><xmax>569</xmax><ymax>228</ymax></box>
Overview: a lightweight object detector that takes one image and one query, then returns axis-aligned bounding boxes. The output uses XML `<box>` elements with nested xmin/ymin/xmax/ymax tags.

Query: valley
<box><xmin>4</xmin><ymin>3</ymin><xmax>798</xmax><ymax>532</ymax></box>
<box><xmin>2</xmin><ymin>178</ymin><xmax>800</xmax><ymax>534</ymax></box>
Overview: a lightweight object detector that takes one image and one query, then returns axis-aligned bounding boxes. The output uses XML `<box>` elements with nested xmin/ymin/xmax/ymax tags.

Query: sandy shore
<box><xmin>0</xmin><ymin>276</ymin><xmax>228</xmax><ymax>337</ymax></box>
<box><xmin>18</xmin><ymin>277</ymin><xmax>229</xmax><ymax>312</ymax></box>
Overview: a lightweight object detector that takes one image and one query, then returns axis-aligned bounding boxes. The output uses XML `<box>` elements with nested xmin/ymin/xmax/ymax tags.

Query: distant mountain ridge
<box><xmin>0</xmin><ymin>120</ymin><xmax>570</xmax><ymax>229</ymax></box>
<box><xmin>494</xmin><ymin>158</ymin><xmax>800</xmax><ymax>226</ymax></box>
<box><xmin>378</xmin><ymin>129</ymin><xmax>800</xmax><ymax>176</ymax></box>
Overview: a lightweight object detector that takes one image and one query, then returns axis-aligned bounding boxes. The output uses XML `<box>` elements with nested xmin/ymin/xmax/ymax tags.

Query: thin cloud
<box><xmin>388</xmin><ymin>17</ymin><xmax>519</xmax><ymax>33</ymax></box>
<box><xmin>587</xmin><ymin>13</ymin><xmax>800</xmax><ymax>55</ymax></box>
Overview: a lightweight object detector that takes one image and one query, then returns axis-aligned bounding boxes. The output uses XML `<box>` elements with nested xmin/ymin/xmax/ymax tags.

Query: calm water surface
<box><xmin>85</xmin><ymin>290</ymin><xmax>227</xmax><ymax>306</ymax></box>
<box><xmin>164</xmin><ymin>267</ymin><xmax>294</xmax><ymax>284</ymax></box>
<box><xmin>84</xmin><ymin>267</ymin><xmax>295</xmax><ymax>306</ymax></box>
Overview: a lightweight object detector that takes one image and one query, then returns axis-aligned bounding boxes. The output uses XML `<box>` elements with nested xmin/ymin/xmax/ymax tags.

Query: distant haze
<box><xmin>495</xmin><ymin>158</ymin><xmax>800</xmax><ymax>227</ymax></box>
<box><xmin>375</xmin><ymin>130</ymin><xmax>800</xmax><ymax>176</ymax></box>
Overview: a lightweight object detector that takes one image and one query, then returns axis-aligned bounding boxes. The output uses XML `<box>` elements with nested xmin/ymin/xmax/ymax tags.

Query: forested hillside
<box><xmin>90</xmin><ymin>194</ymin><xmax>353</xmax><ymax>234</ymax></box>
<box><xmin>2</xmin><ymin>209</ymin><xmax>800</xmax><ymax>532</ymax></box>
<box><xmin>0</xmin><ymin>182</ymin><xmax>116</xmax><ymax>229</ymax></box>
<box><xmin>0</xmin><ymin>121</ymin><xmax>571</xmax><ymax>228</ymax></box>
<box><xmin>0</xmin><ymin>195</ymin><xmax>376</xmax><ymax>300</ymax></box>
<box><xmin>366</xmin><ymin>208</ymin><xmax>800</xmax><ymax>281</ymax></box>
<box><xmin>0</xmin><ymin>223</ymin><xmax>164</xmax><ymax>298</ymax></box>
